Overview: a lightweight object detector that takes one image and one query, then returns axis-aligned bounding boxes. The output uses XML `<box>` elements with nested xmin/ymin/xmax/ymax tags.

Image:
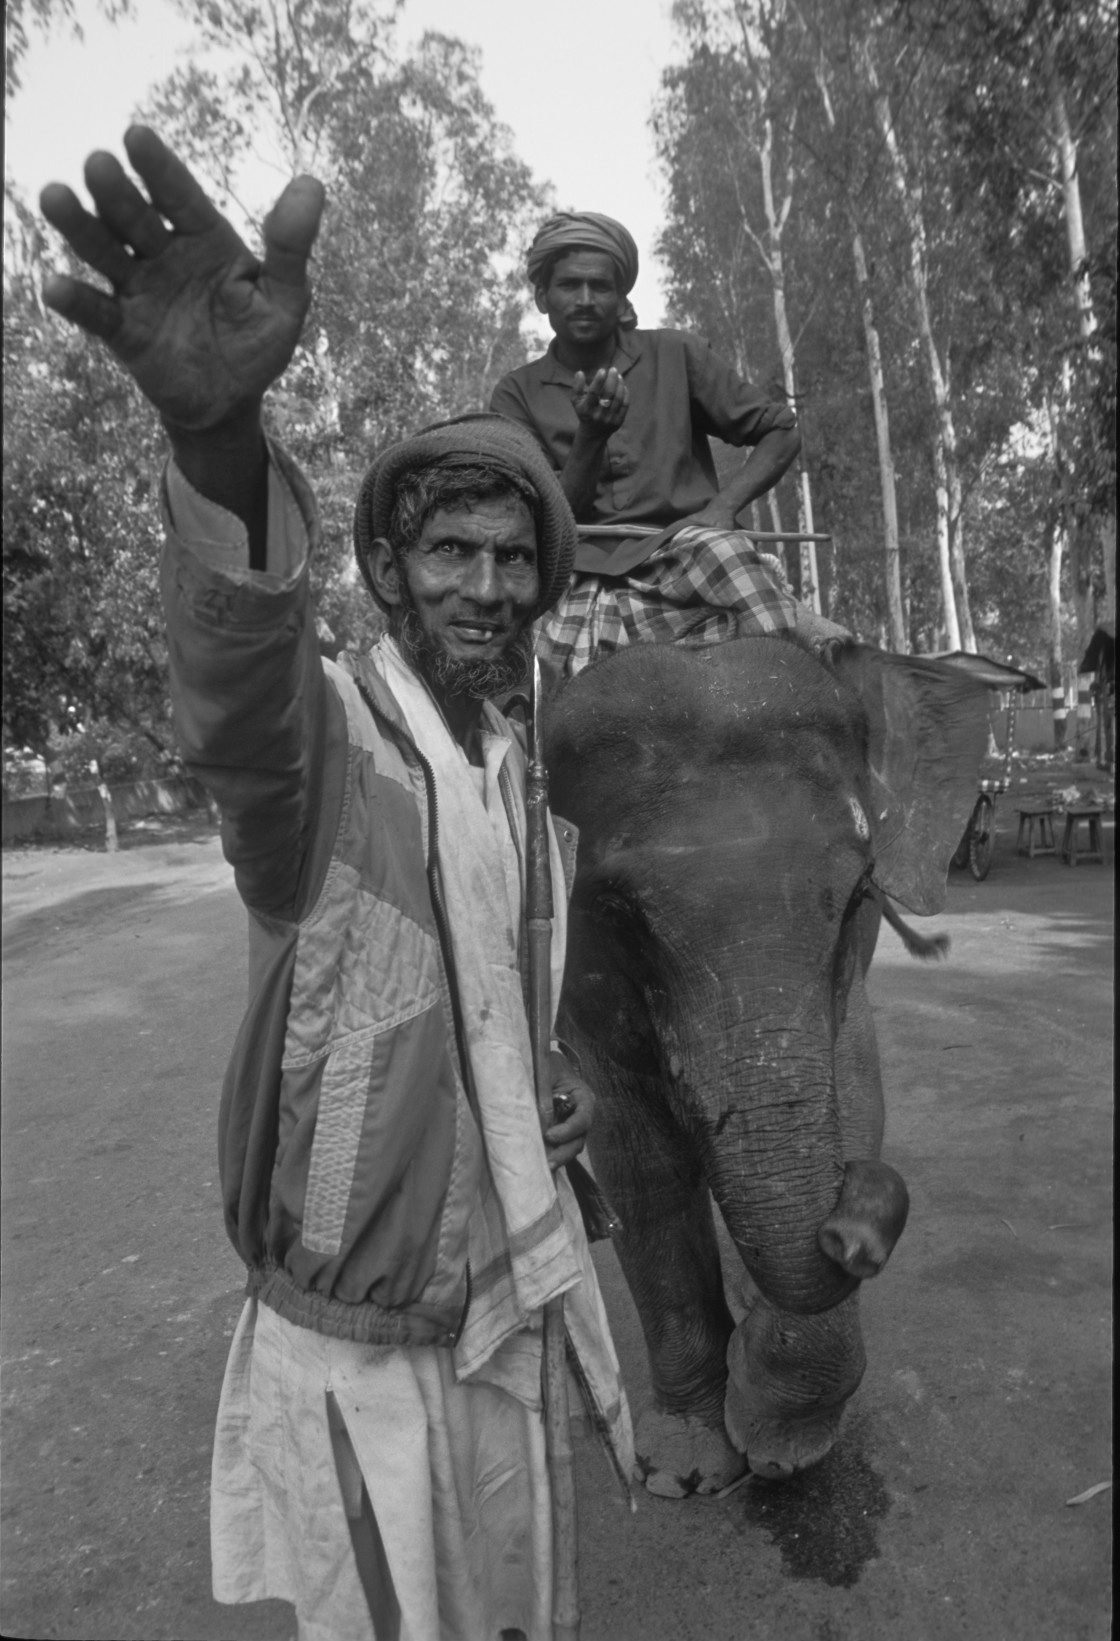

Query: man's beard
<box><xmin>394</xmin><ymin>597</ymin><xmax>534</xmax><ymax>702</ymax></box>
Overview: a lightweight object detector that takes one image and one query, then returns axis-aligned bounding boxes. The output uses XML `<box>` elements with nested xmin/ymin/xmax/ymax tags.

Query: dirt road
<box><xmin>1</xmin><ymin>816</ymin><xmax>1112</xmax><ymax>1640</ymax></box>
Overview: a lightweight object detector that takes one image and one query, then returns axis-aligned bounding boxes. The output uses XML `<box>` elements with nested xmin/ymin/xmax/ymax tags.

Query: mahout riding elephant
<box><xmin>544</xmin><ymin>633</ymin><xmax>989</xmax><ymax>1496</ymax></box>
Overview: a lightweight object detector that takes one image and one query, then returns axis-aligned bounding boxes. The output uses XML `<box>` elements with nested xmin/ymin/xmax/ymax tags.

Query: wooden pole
<box><xmin>526</xmin><ymin>656</ymin><xmax>581</xmax><ymax>1641</ymax></box>
<box><xmin>576</xmin><ymin>524</ymin><xmax>832</xmax><ymax>543</ymax></box>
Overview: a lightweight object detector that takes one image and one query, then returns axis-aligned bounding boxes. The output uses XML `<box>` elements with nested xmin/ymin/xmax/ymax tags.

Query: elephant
<box><xmin>543</xmin><ymin>632</ymin><xmax>989</xmax><ymax>1496</ymax></box>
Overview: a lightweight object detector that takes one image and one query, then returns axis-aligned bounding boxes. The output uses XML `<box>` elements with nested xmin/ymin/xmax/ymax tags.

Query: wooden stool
<box><xmin>1016</xmin><ymin>806</ymin><xmax>1057</xmax><ymax>857</ymax></box>
<box><xmin>1060</xmin><ymin>807</ymin><xmax>1104</xmax><ymax>865</ymax></box>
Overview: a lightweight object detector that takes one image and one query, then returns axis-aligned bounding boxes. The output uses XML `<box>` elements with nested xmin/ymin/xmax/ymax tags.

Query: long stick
<box><xmin>526</xmin><ymin>656</ymin><xmax>581</xmax><ymax>1641</ymax></box>
<box><xmin>576</xmin><ymin>523</ymin><xmax>833</xmax><ymax>542</ymax></box>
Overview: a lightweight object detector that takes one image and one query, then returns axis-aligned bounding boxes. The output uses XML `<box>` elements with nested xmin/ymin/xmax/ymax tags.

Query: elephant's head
<box><xmin>546</xmin><ymin>635</ymin><xmax>988</xmax><ymax>1317</ymax></box>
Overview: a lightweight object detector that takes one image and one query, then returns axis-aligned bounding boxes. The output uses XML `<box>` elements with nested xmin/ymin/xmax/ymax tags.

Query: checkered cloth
<box><xmin>534</xmin><ymin>524</ymin><xmax>799</xmax><ymax>679</ymax></box>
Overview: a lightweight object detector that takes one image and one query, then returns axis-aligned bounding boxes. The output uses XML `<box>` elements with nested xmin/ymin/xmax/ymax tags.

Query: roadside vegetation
<box><xmin>4</xmin><ymin>0</ymin><xmax>1116</xmax><ymax>807</ymax></box>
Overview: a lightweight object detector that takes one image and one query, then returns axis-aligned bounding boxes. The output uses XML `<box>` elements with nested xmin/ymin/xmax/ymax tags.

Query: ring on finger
<box><xmin>598</xmin><ymin>396</ymin><xmax>611</xmax><ymax>406</ymax></box>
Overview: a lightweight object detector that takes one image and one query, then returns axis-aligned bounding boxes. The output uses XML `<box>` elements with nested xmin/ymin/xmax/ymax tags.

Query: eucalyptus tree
<box><xmin>656</xmin><ymin>0</ymin><xmax>974</xmax><ymax>646</ymax></box>
<box><xmin>659</xmin><ymin>0</ymin><xmax>831</xmax><ymax>607</ymax></box>
<box><xmin>919</xmin><ymin>0</ymin><xmax>1118</xmax><ymax>661</ymax></box>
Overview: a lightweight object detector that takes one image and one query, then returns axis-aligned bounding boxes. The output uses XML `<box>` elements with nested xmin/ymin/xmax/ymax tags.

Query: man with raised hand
<box><xmin>491</xmin><ymin>211</ymin><xmax>845</xmax><ymax>677</ymax></box>
<box><xmin>41</xmin><ymin>128</ymin><xmax>631</xmax><ymax>1641</ymax></box>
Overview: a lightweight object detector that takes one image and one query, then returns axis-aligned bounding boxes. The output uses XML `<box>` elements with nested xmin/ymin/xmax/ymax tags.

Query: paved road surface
<box><xmin>2</xmin><ymin>817</ymin><xmax>1112</xmax><ymax>1640</ymax></box>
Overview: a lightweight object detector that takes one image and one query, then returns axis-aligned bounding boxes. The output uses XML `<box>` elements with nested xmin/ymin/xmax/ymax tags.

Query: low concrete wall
<box><xmin>2</xmin><ymin>774</ymin><xmax>211</xmax><ymax>845</ymax></box>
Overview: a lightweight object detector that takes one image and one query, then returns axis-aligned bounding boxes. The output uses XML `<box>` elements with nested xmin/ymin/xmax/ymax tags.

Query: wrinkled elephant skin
<box><xmin>545</xmin><ymin>636</ymin><xmax>988</xmax><ymax>1493</ymax></box>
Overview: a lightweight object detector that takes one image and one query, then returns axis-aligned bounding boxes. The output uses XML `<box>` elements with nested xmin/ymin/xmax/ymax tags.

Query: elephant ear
<box><xmin>828</xmin><ymin>643</ymin><xmax>991</xmax><ymax>915</ymax></box>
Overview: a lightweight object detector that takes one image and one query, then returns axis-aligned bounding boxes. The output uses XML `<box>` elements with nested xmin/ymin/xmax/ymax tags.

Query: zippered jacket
<box><xmin>160</xmin><ymin>445</ymin><xmax>573</xmax><ymax>1348</ymax></box>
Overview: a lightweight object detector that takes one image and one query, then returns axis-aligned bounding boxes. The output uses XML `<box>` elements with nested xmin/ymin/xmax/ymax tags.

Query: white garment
<box><xmin>212</xmin><ymin>1298</ymin><xmax>552</xmax><ymax>1641</ymax></box>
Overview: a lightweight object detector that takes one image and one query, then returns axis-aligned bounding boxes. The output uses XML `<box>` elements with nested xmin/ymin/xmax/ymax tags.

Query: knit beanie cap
<box><xmin>353</xmin><ymin>413</ymin><xmax>576</xmax><ymax>619</ymax></box>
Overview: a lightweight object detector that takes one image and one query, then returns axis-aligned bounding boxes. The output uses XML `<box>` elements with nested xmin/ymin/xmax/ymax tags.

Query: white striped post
<box><xmin>1051</xmin><ymin>684</ymin><xmax>1068</xmax><ymax>750</ymax></box>
<box><xmin>1075</xmin><ymin>673</ymin><xmax>1093</xmax><ymax>759</ymax></box>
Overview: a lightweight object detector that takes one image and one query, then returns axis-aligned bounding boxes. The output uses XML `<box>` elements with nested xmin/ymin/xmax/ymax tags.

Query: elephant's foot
<box><xmin>724</xmin><ymin>1399</ymin><xmax>845</xmax><ymax>1480</ymax></box>
<box><xmin>818</xmin><ymin>1158</ymin><xmax>909</xmax><ymax>1279</ymax></box>
<box><xmin>635</xmin><ymin>1407</ymin><xmax>749</xmax><ymax>1498</ymax></box>
<box><xmin>724</xmin><ymin>1290</ymin><xmax>866</xmax><ymax>1479</ymax></box>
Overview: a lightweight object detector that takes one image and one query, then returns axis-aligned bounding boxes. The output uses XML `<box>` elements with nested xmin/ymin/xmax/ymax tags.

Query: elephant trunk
<box><xmin>677</xmin><ymin>990</ymin><xmax>857</xmax><ymax>1317</ymax></box>
<box><xmin>818</xmin><ymin>1158</ymin><xmax>909</xmax><ymax>1278</ymax></box>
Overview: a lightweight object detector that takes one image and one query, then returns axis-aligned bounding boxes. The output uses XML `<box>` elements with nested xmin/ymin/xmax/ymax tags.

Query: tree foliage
<box><xmin>5</xmin><ymin>0</ymin><xmax>551</xmax><ymax>786</ymax></box>
<box><xmin>655</xmin><ymin>0</ymin><xmax>1117</xmax><ymax>667</ymax></box>
<box><xmin>3</xmin><ymin>191</ymin><xmax>174</xmax><ymax>778</ymax></box>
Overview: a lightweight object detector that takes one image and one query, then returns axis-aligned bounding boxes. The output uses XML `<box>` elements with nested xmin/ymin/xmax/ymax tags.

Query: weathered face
<box><xmin>402</xmin><ymin>496</ymin><xmax>539</xmax><ymax>657</ymax></box>
<box><xmin>535</xmin><ymin>249</ymin><xmax>624</xmax><ymax>350</ymax></box>
<box><xmin>370</xmin><ymin>493</ymin><xmax>540</xmax><ymax>700</ymax></box>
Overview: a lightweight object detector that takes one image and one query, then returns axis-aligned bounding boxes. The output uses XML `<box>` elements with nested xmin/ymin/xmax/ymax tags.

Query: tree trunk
<box><xmin>1048</xmin><ymin>45</ymin><xmax>1095</xmax><ymax>345</ymax></box>
<box><xmin>850</xmin><ymin>227</ymin><xmax>906</xmax><ymax>650</ymax></box>
<box><xmin>810</xmin><ymin>53</ymin><xmax>906</xmax><ymax>648</ymax></box>
<box><xmin>1046</xmin><ymin>42</ymin><xmax>1116</xmax><ymax>630</ymax></box>
<box><xmin>1044</xmin><ymin>388</ymin><xmax>1069</xmax><ymax>746</ymax></box>
<box><xmin>757</xmin><ymin>121</ymin><xmax>822</xmax><ymax>614</ymax></box>
<box><xmin>863</xmin><ymin>44</ymin><xmax>975</xmax><ymax>651</ymax></box>
<box><xmin>1099</xmin><ymin>515</ymin><xmax>1116</xmax><ymax>629</ymax></box>
<box><xmin>93</xmin><ymin>759</ymin><xmax>119</xmax><ymax>853</ymax></box>
<box><xmin>1069</xmin><ymin>522</ymin><xmax>1097</xmax><ymax>664</ymax></box>
<box><xmin>1045</xmin><ymin>513</ymin><xmax>1067</xmax><ymax>749</ymax></box>
<box><xmin>932</xmin><ymin>442</ymin><xmax>962</xmax><ymax>652</ymax></box>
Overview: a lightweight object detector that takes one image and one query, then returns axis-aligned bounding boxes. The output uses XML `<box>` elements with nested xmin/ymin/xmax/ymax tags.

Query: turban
<box><xmin>527</xmin><ymin>212</ymin><xmax>640</xmax><ymax>325</ymax></box>
<box><xmin>353</xmin><ymin>413</ymin><xmax>576</xmax><ymax>619</ymax></box>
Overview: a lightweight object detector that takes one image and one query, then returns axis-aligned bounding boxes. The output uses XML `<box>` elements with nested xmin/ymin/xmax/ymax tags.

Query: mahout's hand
<box><xmin>571</xmin><ymin>366</ymin><xmax>628</xmax><ymax>436</ymax></box>
<box><xmin>544</xmin><ymin>1050</ymin><xmax>595</xmax><ymax>1172</ymax></box>
<box><xmin>686</xmin><ymin>501</ymin><xmax>739</xmax><ymax>532</ymax></box>
<box><xmin>39</xmin><ymin>127</ymin><xmax>325</xmax><ymax>435</ymax></box>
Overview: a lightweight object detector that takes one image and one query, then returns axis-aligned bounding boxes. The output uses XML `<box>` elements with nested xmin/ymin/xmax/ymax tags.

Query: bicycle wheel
<box><xmin>968</xmin><ymin>795</ymin><xmax>995</xmax><ymax>881</ymax></box>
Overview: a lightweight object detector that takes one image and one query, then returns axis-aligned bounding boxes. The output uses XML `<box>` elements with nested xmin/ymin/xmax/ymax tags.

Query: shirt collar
<box><xmin>540</xmin><ymin>329</ymin><xmax>644</xmax><ymax>384</ymax></box>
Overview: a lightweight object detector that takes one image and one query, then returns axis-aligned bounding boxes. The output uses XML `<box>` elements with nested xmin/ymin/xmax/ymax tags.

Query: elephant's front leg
<box><xmin>585</xmin><ymin>1061</ymin><xmax>748</xmax><ymax>1497</ymax></box>
<box><xmin>724</xmin><ymin>1289</ymin><xmax>867</xmax><ymax>1479</ymax></box>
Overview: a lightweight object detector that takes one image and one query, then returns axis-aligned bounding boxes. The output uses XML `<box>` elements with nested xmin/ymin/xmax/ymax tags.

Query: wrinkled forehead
<box><xmin>417</xmin><ymin>494</ymin><xmax>539</xmax><ymax>544</ymax></box>
<box><xmin>546</xmin><ymin>248</ymin><xmax>621</xmax><ymax>288</ymax></box>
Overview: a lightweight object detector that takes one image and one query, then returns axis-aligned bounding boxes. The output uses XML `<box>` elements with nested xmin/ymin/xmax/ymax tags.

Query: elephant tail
<box><xmin>874</xmin><ymin>887</ymin><xmax>950</xmax><ymax>961</ymax></box>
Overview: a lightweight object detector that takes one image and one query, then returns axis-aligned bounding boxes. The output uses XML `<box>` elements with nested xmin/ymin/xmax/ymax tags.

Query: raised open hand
<box><xmin>40</xmin><ymin>127</ymin><xmax>325</xmax><ymax>434</ymax></box>
<box><xmin>571</xmin><ymin>366</ymin><xmax>629</xmax><ymax>436</ymax></box>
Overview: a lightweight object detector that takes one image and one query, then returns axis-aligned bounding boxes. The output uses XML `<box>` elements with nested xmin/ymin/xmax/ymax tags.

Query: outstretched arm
<box><xmin>40</xmin><ymin>127</ymin><xmax>325</xmax><ymax>561</ymax></box>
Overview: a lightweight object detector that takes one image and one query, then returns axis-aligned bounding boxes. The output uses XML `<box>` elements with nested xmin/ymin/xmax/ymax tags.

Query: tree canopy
<box><xmin>4</xmin><ymin>0</ymin><xmax>550</xmax><ymax>786</ymax></box>
<box><xmin>654</xmin><ymin>0</ymin><xmax>1117</xmax><ymax>667</ymax></box>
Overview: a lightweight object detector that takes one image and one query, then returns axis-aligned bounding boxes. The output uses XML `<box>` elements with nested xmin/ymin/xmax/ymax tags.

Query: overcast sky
<box><xmin>5</xmin><ymin>0</ymin><xmax>683</xmax><ymax>326</ymax></box>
